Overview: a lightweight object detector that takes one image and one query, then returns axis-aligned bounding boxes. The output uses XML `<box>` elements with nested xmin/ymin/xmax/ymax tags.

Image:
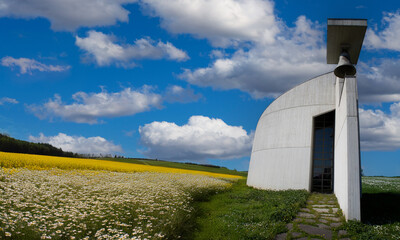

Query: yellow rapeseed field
<box><xmin>0</xmin><ymin>151</ymin><xmax>242</xmax><ymax>179</ymax></box>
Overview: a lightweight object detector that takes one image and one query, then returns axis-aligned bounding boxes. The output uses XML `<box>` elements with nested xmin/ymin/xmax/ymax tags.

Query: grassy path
<box><xmin>191</xmin><ymin>179</ymin><xmax>309</xmax><ymax>240</ymax></box>
<box><xmin>276</xmin><ymin>193</ymin><xmax>350</xmax><ymax>239</ymax></box>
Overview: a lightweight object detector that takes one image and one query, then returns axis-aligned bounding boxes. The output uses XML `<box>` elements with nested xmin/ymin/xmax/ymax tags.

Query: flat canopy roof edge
<box><xmin>327</xmin><ymin>19</ymin><xmax>367</xmax><ymax>26</ymax></box>
<box><xmin>327</xmin><ymin>19</ymin><xmax>367</xmax><ymax>65</ymax></box>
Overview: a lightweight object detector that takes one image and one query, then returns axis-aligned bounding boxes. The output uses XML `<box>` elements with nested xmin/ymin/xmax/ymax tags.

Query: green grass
<box><xmin>191</xmin><ymin>179</ymin><xmax>309</xmax><ymax>240</ymax></box>
<box><xmin>343</xmin><ymin>176</ymin><xmax>400</xmax><ymax>240</ymax></box>
<box><xmin>99</xmin><ymin>157</ymin><xmax>248</xmax><ymax>177</ymax></box>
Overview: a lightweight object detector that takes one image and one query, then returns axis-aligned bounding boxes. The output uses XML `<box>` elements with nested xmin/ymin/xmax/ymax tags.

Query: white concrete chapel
<box><xmin>247</xmin><ymin>19</ymin><xmax>367</xmax><ymax>220</ymax></box>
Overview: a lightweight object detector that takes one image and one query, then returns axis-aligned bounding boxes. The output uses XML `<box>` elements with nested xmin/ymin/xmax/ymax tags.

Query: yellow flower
<box><xmin>0</xmin><ymin>151</ymin><xmax>242</xmax><ymax>179</ymax></box>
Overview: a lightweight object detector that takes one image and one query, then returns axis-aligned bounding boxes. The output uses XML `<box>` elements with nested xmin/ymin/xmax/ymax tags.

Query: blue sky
<box><xmin>0</xmin><ymin>0</ymin><xmax>399</xmax><ymax>176</ymax></box>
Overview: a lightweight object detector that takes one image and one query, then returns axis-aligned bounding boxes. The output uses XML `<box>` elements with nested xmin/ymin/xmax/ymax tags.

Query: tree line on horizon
<box><xmin>0</xmin><ymin>133</ymin><xmax>129</xmax><ymax>159</ymax></box>
<box><xmin>0</xmin><ymin>133</ymin><xmax>78</xmax><ymax>158</ymax></box>
<box><xmin>0</xmin><ymin>133</ymin><xmax>232</xmax><ymax>170</ymax></box>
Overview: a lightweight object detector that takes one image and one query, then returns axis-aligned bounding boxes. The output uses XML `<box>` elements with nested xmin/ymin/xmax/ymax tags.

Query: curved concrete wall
<box><xmin>247</xmin><ymin>72</ymin><xmax>336</xmax><ymax>190</ymax></box>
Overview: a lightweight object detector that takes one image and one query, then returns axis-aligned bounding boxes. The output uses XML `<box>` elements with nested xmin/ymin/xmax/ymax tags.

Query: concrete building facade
<box><xmin>247</xmin><ymin>19</ymin><xmax>367</xmax><ymax>221</ymax></box>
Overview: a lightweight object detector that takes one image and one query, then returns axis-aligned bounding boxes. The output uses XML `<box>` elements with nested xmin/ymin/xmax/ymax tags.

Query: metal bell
<box><xmin>334</xmin><ymin>51</ymin><xmax>356</xmax><ymax>78</ymax></box>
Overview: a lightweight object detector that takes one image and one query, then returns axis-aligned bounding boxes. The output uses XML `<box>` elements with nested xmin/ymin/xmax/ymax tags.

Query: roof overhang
<box><xmin>327</xmin><ymin>19</ymin><xmax>367</xmax><ymax>64</ymax></box>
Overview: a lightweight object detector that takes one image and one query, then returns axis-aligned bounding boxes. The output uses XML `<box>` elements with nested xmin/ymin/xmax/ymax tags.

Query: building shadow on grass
<box><xmin>361</xmin><ymin>193</ymin><xmax>400</xmax><ymax>224</ymax></box>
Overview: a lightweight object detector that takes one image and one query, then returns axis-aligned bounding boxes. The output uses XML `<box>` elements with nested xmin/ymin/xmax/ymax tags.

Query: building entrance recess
<box><xmin>312</xmin><ymin>111</ymin><xmax>335</xmax><ymax>193</ymax></box>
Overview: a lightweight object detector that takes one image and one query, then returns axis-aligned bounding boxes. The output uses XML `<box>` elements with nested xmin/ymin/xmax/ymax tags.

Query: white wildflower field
<box><xmin>0</xmin><ymin>168</ymin><xmax>233</xmax><ymax>239</ymax></box>
<box><xmin>362</xmin><ymin>176</ymin><xmax>400</xmax><ymax>192</ymax></box>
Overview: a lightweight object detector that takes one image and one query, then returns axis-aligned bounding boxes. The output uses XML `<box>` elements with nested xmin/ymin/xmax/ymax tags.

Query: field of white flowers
<box><xmin>362</xmin><ymin>176</ymin><xmax>400</xmax><ymax>192</ymax></box>
<box><xmin>0</xmin><ymin>168</ymin><xmax>233</xmax><ymax>239</ymax></box>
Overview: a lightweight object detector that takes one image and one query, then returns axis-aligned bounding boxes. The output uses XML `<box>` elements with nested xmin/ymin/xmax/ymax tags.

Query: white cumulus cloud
<box><xmin>28</xmin><ymin>86</ymin><xmax>162</xmax><ymax>124</ymax></box>
<box><xmin>140</xmin><ymin>2</ymin><xmax>399</xmax><ymax>102</ymax></box>
<box><xmin>0</xmin><ymin>0</ymin><xmax>137</xmax><ymax>31</ymax></box>
<box><xmin>75</xmin><ymin>31</ymin><xmax>189</xmax><ymax>67</ymax></box>
<box><xmin>29</xmin><ymin>133</ymin><xmax>122</xmax><ymax>155</ymax></box>
<box><xmin>358</xmin><ymin>59</ymin><xmax>400</xmax><ymax>103</ymax></box>
<box><xmin>0</xmin><ymin>97</ymin><xmax>18</xmax><ymax>105</ymax></box>
<box><xmin>180</xmin><ymin>16</ymin><xmax>331</xmax><ymax>99</ymax></box>
<box><xmin>141</xmin><ymin>0</ymin><xmax>278</xmax><ymax>47</ymax></box>
<box><xmin>1</xmin><ymin>56</ymin><xmax>70</xmax><ymax>74</ymax></box>
<box><xmin>365</xmin><ymin>11</ymin><xmax>400</xmax><ymax>51</ymax></box>
<box><xmin>164</xmin><ymin>85</ymin><xmax>202</xmax><ymax>103</ymax></box>
<box><xmin>139</xmin><ymin>115</ymin><xmax>254</xmax><ymax>161</ymax></box>
<box><xmin>360</xmin><ymin>103</ymin><xmax>400</xmax><ymax>151</ymax></box>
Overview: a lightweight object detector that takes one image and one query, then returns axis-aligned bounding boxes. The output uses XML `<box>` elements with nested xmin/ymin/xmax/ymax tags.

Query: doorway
<box><xmin>311</xmin><ymin>111</ymin><xmax>335</xmax><ymax>193</ymax></box>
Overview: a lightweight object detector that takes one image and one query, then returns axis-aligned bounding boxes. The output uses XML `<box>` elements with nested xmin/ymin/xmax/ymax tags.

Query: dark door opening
<box><xmin>312</xmin><ymin>111</ymin><xmax>335</xmax><ymax>193</ymax></box>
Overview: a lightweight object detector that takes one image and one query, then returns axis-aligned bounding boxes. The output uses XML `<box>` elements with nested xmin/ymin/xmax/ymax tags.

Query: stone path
<box><xmin>275</xmin><ymin>193</ymin><xmax>351</xmax><ymax>240</ymax></box>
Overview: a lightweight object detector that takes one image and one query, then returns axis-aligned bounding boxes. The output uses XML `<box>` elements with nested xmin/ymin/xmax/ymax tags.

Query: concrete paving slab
<box><xmin>313</xmin><ymin>204</ymin><xmax>336</xmax><ymax>208</ymax></box>
<box><xmin>298</xmin><ymin>224</ymin><xmax>333</xmax><ymax>239</ymax></box>
<box><xmin>317</xmin><ymin>223</ymin><xmax>330</xmax><ymax>229</ymax></box>
<box><xmin>314</xmin><ymin>208</ymin><xmax>330</xmax><ymax>213</ymax></box>
<box><xmin>319</xmin><ymin>218</ymin><xmax>328</xmax><ymax>223</ymax></box>
<box><xmin>274</xmin><ymin>233</ymin><xmax>286</xmax><ymax>240</ymax></box>
<box><xmin>330</xmin><ymin>222</ymin><xmax>342</xmax><ymax>228</ymax></box>
<box><xmin>321</xmin><ymin>213</ymin><xmax>336</xmax><ymax>217</ymax></box>
<box><xmin>292</xmin><ymin>232</ymin><xmax>302</xmax><ymax>238</ymax></box>
<box><xmin>298</xmin><ymin>212</ymin><xmax>315</xmax><ymax>218</ymax></box>
<box><xmin>323</xmin><ymin>216</ymin><xmax>341</xmax><ymax>222</ymax></box>
<box><xmin>304</xmin><ymin>218</ymin><xmax>316</xmax><ymax>223</ymax></box>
